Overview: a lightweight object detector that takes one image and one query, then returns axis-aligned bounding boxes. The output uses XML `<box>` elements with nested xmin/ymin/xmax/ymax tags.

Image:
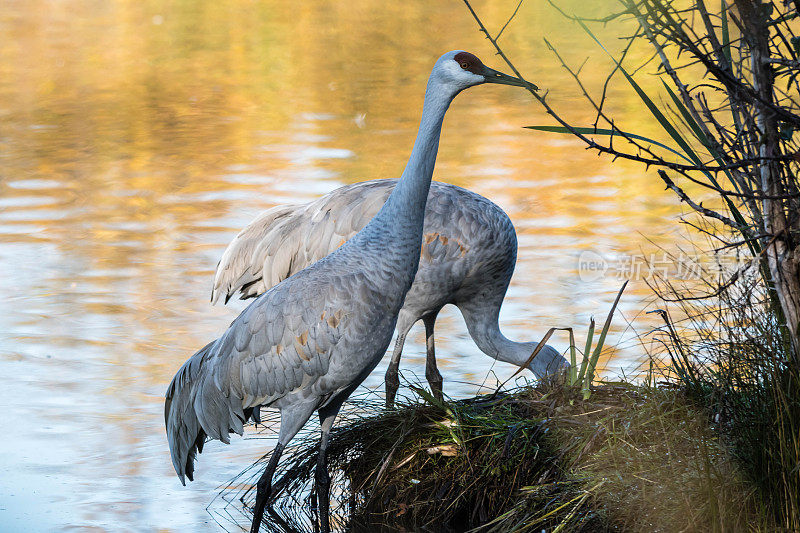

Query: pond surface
<box><xmin>0</xmin><ymin>1</ymin><xmax>694</xmax><ymax>530</ymax></box>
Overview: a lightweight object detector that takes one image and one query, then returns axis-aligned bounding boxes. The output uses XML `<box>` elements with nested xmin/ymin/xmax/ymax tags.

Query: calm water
<box><xmin>0</xmin><ymin>1</ymin><xmax>691</xmax><ymax>530</ymax></box>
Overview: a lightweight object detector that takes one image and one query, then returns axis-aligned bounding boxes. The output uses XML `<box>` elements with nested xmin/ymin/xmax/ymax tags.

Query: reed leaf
<box><xmin>524</xmin><ymin>125</ymin><xmax>691</xmax><ymax>164</ymax></box>
<box><xmin>660</xmin><ymin>81</ymin><xmax>757</xmax><ymax>255</ymax></box>
<box><xmin>721</xmin><ymin>0</ymin><xmax>732</xmax><ymax>67</ymax></box>
<box><xmin>577</xmin><ymin>318</ymin><xmax>595</xmax><ymax>386</ymax></box>
<box><xmin>567</xmin><ymin>327</ymin><xmax>578</xmax><ymax>385</ymax></box>
<box><xmin>582</xmin><ymin>281</ymin><xmax>628</xmax><ymax>399</ymax></box>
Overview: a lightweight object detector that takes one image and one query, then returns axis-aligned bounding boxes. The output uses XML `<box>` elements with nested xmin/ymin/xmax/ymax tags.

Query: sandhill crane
<box><xmin>165</xmin><ymin>51</ymin><xmax>529</xmax><ymax>533</ymax></box>
<box><xmin>212</xmin><ymin>179</ymin><xmax>568</xmax><ymax>407</ymax></box>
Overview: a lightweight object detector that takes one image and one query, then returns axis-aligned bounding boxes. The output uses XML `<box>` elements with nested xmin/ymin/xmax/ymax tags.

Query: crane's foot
<box><xmin>317</xmin><ymin>496</ymin><xmax>331</xmax><ymax>533</ymax></box>
<box><xmin>315</xmin><ymin>472</ymin><xmax>331</xmax><ymax>533</ymax></box>
<box><xmin>385</xmin><ymin>391</ymin><xmax>397</xmax><ymax>409</ymax></box>
<box><xmin>250</xmin><ymin>494</ymin><xmax>268</xmax><ymax>533</ymax></box>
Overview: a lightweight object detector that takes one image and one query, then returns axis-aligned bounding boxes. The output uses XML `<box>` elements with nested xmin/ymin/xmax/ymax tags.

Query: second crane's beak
<box><xmin>481</xmin><ymin>65</ymin><xmax>538</xmax><ymax>91</ymax></box>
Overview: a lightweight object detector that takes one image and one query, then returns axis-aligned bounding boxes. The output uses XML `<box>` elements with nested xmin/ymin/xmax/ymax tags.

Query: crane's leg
<box><xmin>385</xmin><ymin>313</ymin><xmax>415</xmax><ymax>408</ymax></box>
<box><xmin>315</xmin><ymin>402</ymin><xmax>343</xmax><ymax>533</ymax></box>
<box><xmin>422</xmin><ymin>311</ymin><xmax>444</xmax><ymax>401</ymax></box>
<box><xmin>250</xmin><ymin>443</ymin><xmax>284</xmax><ymax>533</ymax></box>
<box><xmin>251</xmin><ymin>401</ymin><xmax>317</xmax><ymax>533</ymax></box>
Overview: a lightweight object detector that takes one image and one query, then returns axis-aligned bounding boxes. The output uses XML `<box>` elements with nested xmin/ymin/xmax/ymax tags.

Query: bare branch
<box><xmin>496</xmin><ymin>0</ymin><xmax>525</xmax><ymax>41</ymax></box>
<box><xmin>657</xmin><ymin>170</ymin><xmax>750</xmax><ymax>233</ymax></box>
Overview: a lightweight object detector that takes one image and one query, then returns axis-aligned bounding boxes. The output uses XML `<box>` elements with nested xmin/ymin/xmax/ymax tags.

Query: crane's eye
<box><xmin>460</xmin><ymin>62</ymin><xmax>469</xmax><ymax>69</ymax></box>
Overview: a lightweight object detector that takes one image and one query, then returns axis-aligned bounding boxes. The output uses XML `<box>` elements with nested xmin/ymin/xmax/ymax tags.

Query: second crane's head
<box><xmin>431</xmin><ymin>50</ymin><xmax>536</xmax><ymax>94</ymax></box>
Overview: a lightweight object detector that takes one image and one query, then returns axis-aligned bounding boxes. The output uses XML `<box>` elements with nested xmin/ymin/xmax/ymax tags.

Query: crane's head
<box><xmin>528</xmin><ymin>344</ymin><xmax>570</xmax><ymax>381</ymax></box>
<box><xmin>432</xmin><ymin>50</ymin><xmax>537</xmax><ymax>93</ymax></box>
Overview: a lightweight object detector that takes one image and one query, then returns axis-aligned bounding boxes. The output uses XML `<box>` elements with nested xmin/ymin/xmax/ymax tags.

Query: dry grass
<box><xmin>214</xmin><ymin>381</ymin><xmax>773</xmax><ymax>532</ymax></box>
<box><xmin>548</xmin><ymin>384</ymin><xmax>766</xmax><ymax>532</ymax></box>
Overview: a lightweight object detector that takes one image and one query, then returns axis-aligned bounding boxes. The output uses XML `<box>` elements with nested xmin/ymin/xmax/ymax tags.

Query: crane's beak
<box><xmin>481</xmin><ymin>65</ymin><xmax>537</xmax><ymax>91</ymax></box>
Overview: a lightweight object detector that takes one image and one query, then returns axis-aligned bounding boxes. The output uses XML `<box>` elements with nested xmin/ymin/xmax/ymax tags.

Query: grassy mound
<box><xmin>214</xmin><ymin>381</ymin><xmax>769</xmax><ymax>532</ymax></box>
<box><xmin>313</xmin><ymin>388</ymin><xmax>603</xmax><ymax>532</ymax></box>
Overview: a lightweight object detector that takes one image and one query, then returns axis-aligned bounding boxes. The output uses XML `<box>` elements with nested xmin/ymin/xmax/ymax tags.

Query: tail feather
<box><xmin>164</xmin><ymin>340</ymin><xmax>251</xmax><ymax>484</ymax></box>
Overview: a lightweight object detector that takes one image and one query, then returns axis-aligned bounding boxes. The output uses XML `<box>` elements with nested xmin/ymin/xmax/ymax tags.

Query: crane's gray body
<box><xmin>213</xmin><ymin>179</ymin><xmax>567</xmax><ymax>379</ymax></box>
<box><xmin>165</xmin><ymin>51</ymin><xmax>485</xmax><ymax>486</ymax></box>
<box><xmin>165</xmin><ymin>51</ymin><xmax>549</xmax><ymax>532</ymax></box>
<box><xmin>167</xmin><ymin>189</ymin><xmax>420</xmax><ymax>481</ymax></box>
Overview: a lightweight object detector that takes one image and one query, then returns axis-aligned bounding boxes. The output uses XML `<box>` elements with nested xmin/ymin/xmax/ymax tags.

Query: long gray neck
<box><xmin>369</xmin><ymin>78</ymin><xmax>454</xmax><ymax>240</ymax></box>
<box><xmin>462</xmin><ymin>308</ymin><xmax>567</xmax><ymax>379</ymax></box>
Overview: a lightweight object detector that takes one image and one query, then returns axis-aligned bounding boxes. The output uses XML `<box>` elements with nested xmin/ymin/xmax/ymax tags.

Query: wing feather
<box><xmin>211</xmin><ymin>204</ymin><xmax>299</xmax><ymax>304</ymax></box>
<box><xmin>170</xmin><ymin>263</ymin><xmax>367</xmax><ymax>481</ymax></box>
<box><xmin>212</xmin><ymin>179</ymin><xmax>394</xmax><ymax>304</ymax></box>
<box><xmin>220</xmin><ymin>273</ymin><xmax>353</xmax><ymax>409</ymax></box>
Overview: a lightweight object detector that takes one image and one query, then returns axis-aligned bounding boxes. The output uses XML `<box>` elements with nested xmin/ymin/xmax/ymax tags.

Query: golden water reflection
<box><xmin>0</xmin><ymin>1</ymin><xmax>692</xmax><ymax>530</ymax></box>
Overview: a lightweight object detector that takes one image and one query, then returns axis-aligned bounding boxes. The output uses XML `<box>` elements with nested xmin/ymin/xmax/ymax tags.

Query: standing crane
<box><xmin>165</xmin><ymin>51</ymin><xmax>529</xmax><ymax>533</ymax></box>
<box><xmin>212</xmin><ymin>179</ymin><xmax>568</xmax><ymax>407</ymax></box>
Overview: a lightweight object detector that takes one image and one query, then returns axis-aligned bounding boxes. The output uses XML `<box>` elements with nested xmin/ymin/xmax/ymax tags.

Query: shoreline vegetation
<box><xmin>217</xmin><ymin>379</ymin><xmax>772</xmax><ymax>532</ymax></box>
<box><xmin>212</xmin><ymin>258</ymin><xmax>797</xmax><ymax>531</ymax></box>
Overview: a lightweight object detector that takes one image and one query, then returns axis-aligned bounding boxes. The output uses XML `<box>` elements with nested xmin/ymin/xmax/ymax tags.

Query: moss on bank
<box><xmin>218</xmin><ymin>381</ymin><xmax>770</xmax><ymax>532</ymax></box>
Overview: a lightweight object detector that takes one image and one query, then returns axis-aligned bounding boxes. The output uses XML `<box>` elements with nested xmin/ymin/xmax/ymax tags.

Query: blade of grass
<box><xmin>410</xmin><ymin>385</ymin><xmax>449</xmax><ymax>413</ymax></box>
<box><xmin>525</xmin><ymin>125</ymin><xmax>691</xmax><ymax>164</ymax></box>
<box><xmin>721</xmin><ymin>0</ymin><xmax>732</xmax><ymax>67</ymax></box>
<box><xmin>567</xmin><ymin>327</ymin><xmax>577</xmax><ymax>385</ymax></box>
<box><xmin>660</xmin><ymin>81</ymin><xmax>742</xmax><ymax>194</ymax></box>
<box><xmin>582</xmin><ymin>281</ymin><xmax>628</xmax><ymax>399</ymax></box>
<box><xmin>550</xmin><ymin>481</ymin><xmax>605</xmax><ymax>533</ymax></box>
<box><xmin>660</xmin><ymin>82</ymin><xmax>759</xmax><ymax>255</ymax></box>
<box><xmin>661</xmin><ymin>81</ymin><xmax>712</xmax><ymax>150</ymax></box>
<box><xmin>577</xmin><ymin>318</ymin><xmax>595</xmax><ymax>385</ymax></box>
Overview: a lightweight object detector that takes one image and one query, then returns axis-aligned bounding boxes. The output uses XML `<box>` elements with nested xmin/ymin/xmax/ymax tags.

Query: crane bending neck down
<box><xmin>460</xmin><ymin>303</ymin><xmax>566</xmax><ymax>379</ymax></box>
